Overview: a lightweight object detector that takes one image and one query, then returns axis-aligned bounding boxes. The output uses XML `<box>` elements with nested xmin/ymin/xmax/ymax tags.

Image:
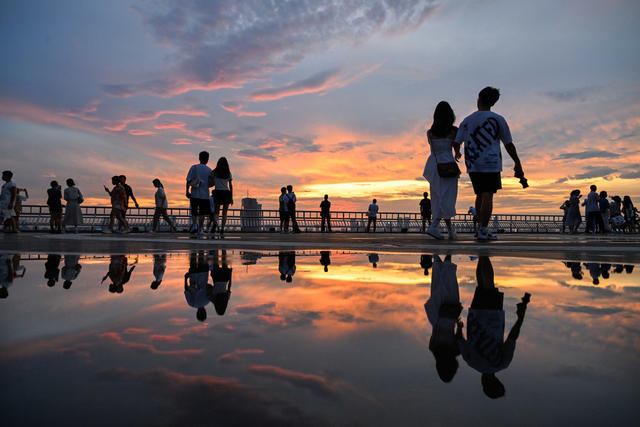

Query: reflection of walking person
<box><xmin>368</xmin><ymin>253</ymin><xmax>379</xmax><ymax>268</ymax></box>
<box><xmin>366</xmin><ymin>199</ymin><xmax>378</xmax><ymax>232</ymax></box>
<box><xmin>320</xmin><ymin>251</ymin><xmax>331</xmax><ymax>272</ymax></box>
<box><xmin>210</xmin><ymin>250</ymin><xmax>232</xmax><ymax>315</ymax></box>
<box><xmin>278</xmin><ymin>251</ymin><xmax>296</xmax><ymax>282</ymax></box>
<box><xmin>456</xmin><ymin>256</ymin><xmax>530</xmax><ymax>398</ymax></box>
<box><xmin>184</xmin><ymin>251</ymin><xmax>212</xmax><ymax>321</ymax></box>
<box><xmin>420</xmin><ymin>254</ymin><xmax>433</xmax><ymax>276</ymax></box>
<box><xmin>425</xmin><ymin>254</ymin><xmax>462</xmax><ymax>383</ymax></box>
<box><xmin>61</xmin><ymin>254</ymin><xmax>82</xmax><ymax>289</ymax></box>
<box><xmin>151</xmin><ymin>253</ymin><xmax>166</xmax><ymax>289</ymax></box>
<box><xmin>44</xmin><ymin>254</ymin><xmax>61</xmax><ymax>287</ymax></box>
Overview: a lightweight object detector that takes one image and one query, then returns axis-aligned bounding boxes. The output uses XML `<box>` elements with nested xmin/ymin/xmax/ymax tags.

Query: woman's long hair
<box><xmin>213</xmin><ymin>157</ymin><xmax>231</xmax><ymax>179</ymax></box>
<box><xmin>153</xmin><ymin>178</ymin><xmax>163</xmax><ymax>188</ymax></box>
<box><xmin>430</xmin><ymin>101</ymin><xmax>455</xmax><ymax>137</ymax></box>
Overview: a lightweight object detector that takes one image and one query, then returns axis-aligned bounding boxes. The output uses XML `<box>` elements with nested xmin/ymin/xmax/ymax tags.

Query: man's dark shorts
<box><xmin>471</xmin><ymin>287</ymin><xmax>504</xmax><ymax>310</ymax></box>
<box><xmin>469</xmin><ymin>172</ymin><xmax>502</xmax><ymax>195</ymax></box>
<box><xmin>190</xmin><ymin>198</ymin><xmax>211</xmax><ymax>216</ymax></box>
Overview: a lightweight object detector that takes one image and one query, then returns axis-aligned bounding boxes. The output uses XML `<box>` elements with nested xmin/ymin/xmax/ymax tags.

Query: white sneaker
<box><xmin>477</xmin><ymin>227</ymin><xmax>497</xmax><ymax>241</ymax></box>
<box><xmin>426</xmin><ymin>226</ymin><xmax>444</xmax><ymax>240</ymax></box>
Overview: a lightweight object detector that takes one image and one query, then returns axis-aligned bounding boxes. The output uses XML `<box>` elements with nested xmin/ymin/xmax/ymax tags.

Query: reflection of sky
<box><xmin>1</xmin><ymin>1</ymin><xmax>639</xmax><ymax>213</ymax></box>
<box><xmin>1</xmin><ymin>251</ymin><xmax>638</xmax><ymax>425</ymax></box>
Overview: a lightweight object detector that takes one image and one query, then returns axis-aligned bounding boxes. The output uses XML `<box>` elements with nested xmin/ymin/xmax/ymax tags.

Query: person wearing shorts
<box><xmin>209</xmin><ymin>249</ymin><xmax>232</xmax><ymax>315</ymax></box>
<box><xmin>210</xmin><ymin>157</ymin><xmax>233</xmax><ymax>238</ymax></box>
<box><xmin>186</xmin><ymin>151</ymin><xmax>213</xmax><ymax>236</ymax></box>
<box><xmin>454</xmin><ymin>87</ymin><xmax>524</xmax><ymax>241</ymax></box>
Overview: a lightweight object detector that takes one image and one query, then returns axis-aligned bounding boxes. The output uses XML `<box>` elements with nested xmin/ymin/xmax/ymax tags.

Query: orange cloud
<box><xmin>104</xmin><ymin>109</ymin><xmax>209</xmax><ymax>131</ymax></box>
<box><xmin>220</xmin><ymin>102</ymin><xmax>266</xmax><ymax>117</ymax></box>
<box><xmin>128</xmin><ymin>129</ymin><xmax>158</xmax><ymax>136</ymax></box>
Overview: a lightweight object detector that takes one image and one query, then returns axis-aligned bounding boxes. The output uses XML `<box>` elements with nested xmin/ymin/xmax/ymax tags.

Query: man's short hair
<box><xmin>2</xmin><ymin>170</ymin><xmax>13</xmax><ymax>179</ymax></box>
<box><xmin>423</xmin><ymin>192</ymin><xmax>428</xmax><ymax>197</ymax></box>
<box><xmin>287</xmin><ymin>185</ymin><xmax>293</xmax><ymax>191</ymax></box>
<box><xmin>112</xmin><ymin>176</ymin><xmax>120</xmax><ymax>184</ymax></box>
<box><xmin>51</xmin><ymin>180</ymin><xmax>58</xmax><ymax>188</ymax></box>
<box><xmin>590</xmin><ymin>185</ymin><xmax>597</xmax><ymax>191</ymax></box>
<box><xmin>119</xmin><ymin>175</ymin><xmax>126</xmax><ymax>181</ymax></box>
<box><xmin>199</xmin><ymin>151</ymin><xmax>209</xmax><ymax>162</ymax></box>
<box><xmin>478</xmin><ymin>87</ymin><xmax>500</xmax><ymax>107</ymax></box>
<box><xmin>373</xmin><ymin>199</ymin><xmax>377</xmax><ymax>203</ymax></box>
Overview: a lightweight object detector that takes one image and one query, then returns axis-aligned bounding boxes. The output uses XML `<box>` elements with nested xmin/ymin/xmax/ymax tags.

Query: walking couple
<box><xmin>423</xmin><ymin>87</ymin><xmax>524</xmax><ymax>241</ymax></box>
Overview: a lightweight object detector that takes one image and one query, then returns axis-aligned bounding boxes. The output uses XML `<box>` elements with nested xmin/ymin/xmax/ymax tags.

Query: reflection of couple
<box><xmin>425</xmin><ymin>254</ymin><xmax>530</xmax><ymax>398</ymax></box>
<box><xmin>278</xmin><ymin>251</ymin><xmax>296</xmax><ymax>282</ymax></box>
<box><xmin>102</xmin><ymin>255</ymin><xmax>137</xmax><ymax>293</ymax></box>
<box><xmin>184</xmin><ymin>250</ymin><xmax>232</xmax><ymax>321</ymax></box>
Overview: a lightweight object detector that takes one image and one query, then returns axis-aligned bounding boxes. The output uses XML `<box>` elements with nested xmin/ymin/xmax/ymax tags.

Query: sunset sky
<box><xmin>1</xmin><ymin>0</ymin><xmax>639</xmax><ymax>213</ymax></box>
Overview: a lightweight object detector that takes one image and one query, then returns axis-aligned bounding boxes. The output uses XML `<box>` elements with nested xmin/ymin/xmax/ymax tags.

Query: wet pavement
<box><xmin>1</xmin><ymin>249</ymin><xmax>638</xmax><ymax>426</ymax></box>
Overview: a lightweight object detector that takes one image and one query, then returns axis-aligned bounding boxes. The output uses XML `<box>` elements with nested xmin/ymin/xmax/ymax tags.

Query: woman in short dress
<box><xmin>211</xmin><ymin>157</ymin><xmax>233</xmax><ymax>238</ymax></box>
<box><xmin>63</xmin><ymin>178</ymin><xmax>83</xmax><ymax>232</ymax></box>
<box><xmin>566</xmin><ymin>189</ymin><xmax>582</xmax><ymax>233</ymax></box>
<box><xmin>423</xmin><ymin>101</ymin><xmax>461</xmax><ymax>240</ymax></box>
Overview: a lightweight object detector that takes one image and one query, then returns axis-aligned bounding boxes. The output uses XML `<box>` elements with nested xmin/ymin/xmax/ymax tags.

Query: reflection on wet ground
<box><xmin>1</xmin><ymin>251</ymin><xmax>638</xmax><ymax>426</ymax></box>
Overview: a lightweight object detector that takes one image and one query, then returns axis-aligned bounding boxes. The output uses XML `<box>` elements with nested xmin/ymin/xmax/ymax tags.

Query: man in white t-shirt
<box><xmin>454</xmin><ymin>87</ymin><xmax>525</xmax><ymax>241</ymax></box>
<box><xmin>456</xmin><ymin>256</ymin><xmax>530</xmax><ymax>399</ymax></box>
<box><xmin>366</xmin><ymin>199</ymin><xmax>379</xmax><ymax>232</ymax></box>
<box><xmin>186</xmin><ymin>151</ymin><xmax>213</xmax><ymax>236</ymax></box>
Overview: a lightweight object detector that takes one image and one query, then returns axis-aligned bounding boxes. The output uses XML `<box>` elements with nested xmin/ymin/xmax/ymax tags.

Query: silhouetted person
<box><xmin>320</xmin><ymin>251</ymin><xmax>331</xmax><ymax>272</ymax></box>
<box><xmin>211</xmin><ymin>157</ymin><xmax>233</xmax><ymax>238</ymax></box>
<box><xmin>102</xmin><ymin>255</ymin><xmax>135</xmax><ymax>294</ymax></box>
<box><xmin>278</xmin><ymin>251</ymin><xmax>296</xmax><ymax>282</ymax></box>
<box><xmin>47</xmin><ymin>180</ymin><xmax>63</xmax><ymax>233</ymax></box>
<box><xmin>624</xmin><ymin>265</ymin><xmax>634</xmax><ymax>274</ymax></box>
<box><xmin>584</xmin><ymin>262</ymin><xmax>601</xmax><ymax>285</ymax></box>
<box><xmin>583</xmin><ymin>185</ymin><xmax>600</xmax><ymax>233</ymax></box>
<box><xmin>622</xmin><ymin>196</ymin><xmax>637</xmax><ymax>232</ymax></box>
<box><xmin>186</xmin><ymin>151</ymin><xmax>213</xmax><ymax>237</ymax></box>
<box><xmin>61</xmin><ymin>254</ymin><xmax>82</xmax><ymax>289</ymax></box>
<box><xmin>425</xmin><ymin>254</ymin><xmax>462</xmax><ymax>383</ymax></box>
<box><xmin>63</xmin><ymin>178</ymin><xmax>83</xmax><ymax>233</ymax></box>
<box><xmin>599</xmin><ymin>191</ymin><xmax>611</xmax><ymax>233</ymax></box>
<box><xmin>454</xmin><ymin>87</ymin><xmax>525</xmax><ymax>241</ymax></box>
<box><xmin>368</xmin><ymin>253</ymin><xmax>379</xmax><ymax>268</ymax></box>
<box><xmin>44</xmin><ymin>254</ymin><xmax>61</xmax><ymax>287</ymax></box>
<box><xmin>279</xmin><ymin>187</ymin><xmax>289</xmax><ymax>232</ymax></box>
<box><xmin>600</xmin><ymin>263</ymin><xmax>611</xmax><ymax>280</ymax></box>
<box><xmin>0</xmin><ymin>254</ymin><xmax>15</xmax><ymax>298</ymax></box>
<box><xmin>286</xmin><ymin>185</ymin><xmax>300</xmax><ymax>233</ymax></box>
<box><xmin>320</xmin><ymin>194</ymin><xmax>332</xmax><ymax>232</ymax></box>
<box><xmin>566</xmin><ymin>189</ymin><xmax>582</xmax><ymax>233</ymax></box>
<box><xmin>366</xmin><ymin>199</ymin><xmax>378</xmax><ymax>232</ymax></box>
<box><xmin>184</xmin><ymin>251</ymin><xmax>212</xmax><ymax>321</ymax></box>
<box><xmin>420</xmin><ymin>254</ymin><xmax>433</xmax><ymax>276</ymax></box>
<box><xmin>563</xmin><ymin>261</ymin><xmax>583</xmax><ymax>280</ymax></box>
<box><xmin>209</xmin><ymin>250</ymin><xmax>232</xmax><ymax>315</ymax></box>
<box><xmin>0</xmin><ymin>170</ymin><xmax>18</xmax><ymax>233</ymax></box>
<box><xmin>151</xmin><ymin>179</ymin><xmax>177</xmax><ymax>232</ymax></box>
<box><xmin>119</xmin><ymin>175</ymin><xmax>139</xmax><ymax>222</ymax></box>
<box><xmin>420</xmin><ymin>192</ymin><xmax>432</xmax><ymax>232</ymax></box>
<box><xmin>105</xmin><ymin>176</ymin><xmax>130</xmax><ymax>233</ymax></box>
<box><xmin>613</xmin><ymin>264</ymin><xmax>624</xmax><ymax>274</ymax></box>
<box><xmin>559</xmin><ymin>199</ymin><xmax>570</xmax><ymax>233</ymax></box>
<box><xmin>456</xmin><ymin>256</ymin><xmax>530</xmax><ymax>398</ymax></box>
<box><xmin>151</xmin><ymin>253</ymin><xmax>166</xmax><ymax>290</ymax></box>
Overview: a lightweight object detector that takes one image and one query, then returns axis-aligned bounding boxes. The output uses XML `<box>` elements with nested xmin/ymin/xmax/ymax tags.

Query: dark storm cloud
<box><xmin>555</xmin><ymin>150</ymin><xmax>621</xmax><ymax>160</ymax></box>
<box><xmin>107</xmin><ymin>0</ymin><xmax>438</xmax><ymax>97</ymax></box>
<box><xmin>619</xmin><ymin>170</ymin><xmax>640</xmax><ymax>179</ymax></box>
<box><xmin>556</xmin><ymin>304</ymin><xmax>624</xmax><ymax>315</ymax></box>
<box><xmin>569</xmin><ymin>166</ymin><xmax>617</xmax><ymax>180</ymax></box>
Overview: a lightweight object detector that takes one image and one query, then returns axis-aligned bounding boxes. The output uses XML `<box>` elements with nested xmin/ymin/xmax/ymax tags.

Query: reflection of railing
<box><xmin>16</xmin><ymin>204</ymin><xmax>610</xmax><ymax>233</ymax></box>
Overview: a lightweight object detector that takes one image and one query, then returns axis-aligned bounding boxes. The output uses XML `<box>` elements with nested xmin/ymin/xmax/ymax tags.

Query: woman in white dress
<box><xmin>63</xmin><ymin>178</ymin><xmax>83</xmax><ymax>232</ymax></box>
<box><xmin>423</xmin><ymin>101</ymin><xmax>461</xmax><ymax>239</ymax></box>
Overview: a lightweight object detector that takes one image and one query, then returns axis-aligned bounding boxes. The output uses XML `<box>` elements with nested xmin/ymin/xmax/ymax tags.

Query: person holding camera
<box><xmin>454</xmin><ymin>87</ymin><xmax>525</xmax><ymax>241</ymax></box>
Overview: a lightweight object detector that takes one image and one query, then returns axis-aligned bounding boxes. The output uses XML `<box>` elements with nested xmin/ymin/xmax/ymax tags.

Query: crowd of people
<box><xmin>1</xmin><ymin>86</ymin><xmax>639</xmax><ymax>238</ymax></box>
<box><xmin>560</xmin><ymin>185</ymin><xmax>638</xmax><ymax>234</ymax></box>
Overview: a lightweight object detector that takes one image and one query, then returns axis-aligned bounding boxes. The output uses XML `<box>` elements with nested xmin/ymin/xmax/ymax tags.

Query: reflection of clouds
<box><xmin>556</xmin><ymin>304</ymin><xmax>625</xmax><ymax>316</ymax></box>
<box><xmin>249</xmin><ymin>364</ymin><xmax>342</xmax><ymax>399</ymax></box>
<box><xmin>218</xmin><ymin>349</ymin><xmax>264</xmax><ymax>364</ymax></box>
<box><xmin>95</xmin><ymin>368</ymin><xmax>319</xmax><ymax>426</ymax></box>
<box><xmin>100</xmin><ymin>332</ymin><xmax>202</xmax><ymax>357</ymax></box>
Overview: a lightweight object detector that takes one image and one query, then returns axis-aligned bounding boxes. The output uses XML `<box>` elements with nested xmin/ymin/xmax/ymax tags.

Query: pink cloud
<box><xmin>104</xmin><ymin>109</ymin><xmax>209</xmax><ymax>131</ymax></box>
<box><xmin>169</xmin><ymin>318</ymin><xmax>189</xmax><ymax>326</ymax></box>
<box><xmin>220</xmin><ymin>102</ymin><xmax>266</xmax><ymax>117</ymax></box>
<box><xmin>248</xmin><ymin>365</ymin><xmax>339</xmax><ymax>398</ymax></box>
<box><xmin>150</xmin><ymin>334</ymin><xmax>182</xmax><ymax>343</ymax></box>
<box><xmin>128</xmin><ymin>129</ymin><xmax>158</xmax><ymax>136</ymax></box>
<box><xmin>124</xmin><ymin>328</ymin><xmax>151</xmax><ymax>335</ymax></box>
<box><xmin>100</xmin><ymin>332</ymin><xmax>202</xmax><ymax>357</ymax></box>
<box><xmin>172</xmin><ymin>138</ymin><xmax>193</xmax><ymax>145</ymax></box>
<box><xmin>218</xmin><ymin>349</ymin><xmax>264</xmax><ymax>363</ymax></box>
<box><xmin>154</xmin><ymin>120</ymin><xmax>187</xmax><ymax>130</ymax></box>
<box><xmin>257</xmin><ymin>314</ymin><xmax>287</xmax><ymax>326</ymax></box>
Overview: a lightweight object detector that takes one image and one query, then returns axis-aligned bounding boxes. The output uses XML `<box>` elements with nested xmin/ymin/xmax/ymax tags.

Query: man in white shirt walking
<box><xmin>454</xmin><ymin>87</ymin><xmax>525</xmax><ymax>241</ymax></box>
<box><xmin>186</xmin><ymin>151</ymin><xmax>213</xmax><ymax>237</ymax></box>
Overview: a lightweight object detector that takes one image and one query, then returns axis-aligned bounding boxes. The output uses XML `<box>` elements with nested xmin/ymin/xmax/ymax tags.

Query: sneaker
<box><xmin>476</xmin><ymin>227</ymin><xmax>497</xmax><ymax>241</ymax></box>
<box><xmin>197</xmin><ymin>228</ymin><xmax>204</xmax><ymax>238</ymax></box>
<box><xmin>189</xmin><ymin>224</ymin><xmax>198</xmax><ymax>234</ymax></box>
<box><xmin>426</xmin><ymin>227</ymin><xmax>444</xmax><ymax>240</ymax></box>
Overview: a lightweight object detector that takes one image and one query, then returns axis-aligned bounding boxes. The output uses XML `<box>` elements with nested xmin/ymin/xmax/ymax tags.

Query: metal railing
<box><xmin>11</xmin><ymin>204</ymin><xmax>611</xmax><ymax>233</ymax></box>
